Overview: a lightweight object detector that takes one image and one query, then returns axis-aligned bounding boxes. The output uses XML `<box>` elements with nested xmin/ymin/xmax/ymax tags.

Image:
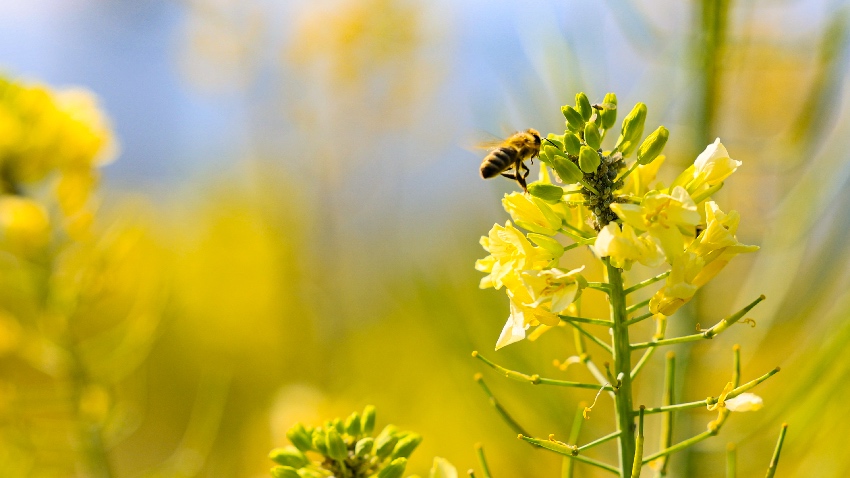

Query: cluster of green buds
<box><xmin>271</xmin><ymin>406</ymin><xmax>422</xmax><ymax>478</ymax></box>
<box><xmin>536</xmin><ymin>92</ymin><xmax>668</xmax><ymax>229</ymax></box>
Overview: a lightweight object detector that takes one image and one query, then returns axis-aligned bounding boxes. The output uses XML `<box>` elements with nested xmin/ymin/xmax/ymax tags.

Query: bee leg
<box><xmin>520</xmin><ymin>162</ymin><xmax>530</xmax><ymax>179</ymax></box>
<box><xmin>500</xmin><ymin>172</ymin><xmax>518</xmax><ymax>180</ymax></box>
<box><xmin>516</xmin><ymin>163</ymin><xmax>529</xmax><ymax>192</ymax></box>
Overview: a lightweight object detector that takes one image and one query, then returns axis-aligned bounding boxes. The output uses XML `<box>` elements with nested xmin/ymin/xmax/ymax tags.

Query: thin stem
<box><xmin>566</xmin><ymin>322</ymin><xmax>614</xmax><ymax>355</ymax></box>
<box><xmin>691</xmin><ymin>181</ymin><xmax>724</xmax><ymax>203</ymax></box>
<box><xmin>631</xmin><ymin>407</ymin><xmax>645</xmax><ymax>478</ymax></box>
<box><xmin>473</xmin><ymin>374</ymin><xmax>531</xmax><ymax>437</ymax></box>
<box><xmin>606</xmin><ymin>259</ymin><xmax>636</xmax><ymax>477</ymax></box>
<box><xmin>473</xmin><ymin>351</ymin><xmax>609</xmax><ymax>390</ymax></box>
<box><xmin>641</xmin><ymin>367</ymin><xmax>780</xmax><ymax>415</ymax></box>
<box><xmin>732</xmin><ymin>345</ymin><xmax>741</xmax><ymax>387</ymax></box>
<box><xmin>616</xmin><ymin>161</ymin><xmax>641</xmax><ymax>183</ymax></box>
<box><xmin>560</xmin><ymin>314</ymin><xmax>612</xmax><ymax>327</ymax></box>
<box><xmin>624</xmin><ymin>271</ymin><xmax>670</xmax><ymax>295</ymax></box>
<box><xmin>564</xmin><ymin>242</ymin><xmax>583</xmax><ymax>253</ymax></box>
<box><xmin>563</xmin><ymin>403</ymin><xmax>586</xmax><ymax>478</ymax></box>
<box><xmin>630</xmin><ymin>295</ymin><xmax>765</xmax><ymax>350</ymax></box>
<box><xmin>475</xmin><ymin>443</ymin><xmax>493</xmax><ymax>478</ymax></box>
<box><xmin>626</xmin><ymin>298</ymin><xmax>650</xmax><ymax>314</ymax></box>
<box><xmin>578</xmin><ymin>179</ymin><xmax>601</xmax><ymax>195</ymax></box>
<box><xmin>726</xmin><ymin>443</ymin><xmax>736</xmax><ymax>478</ymax></box>
<box><xmin>560</xmin><ymin>228</ymin><xmax>596</xmax><ymax>245</ymax></box>
<box><xmin>765</xmin><ymin>424</ymin><xmax>788</xmax><ymax>478</ymax></box>
<box><xmin>655</xmin><ymin>352</ymin><xmax>676</xmax><ymax>476</ymax></box>
<box><xmin>624</xmin><ymin>312</ymin><xmax>654</xmax><ymax>326</ymax></box>
<box><xmin>572</xmin><ymin>328</ymin><xmax>609</xmax><ymax>388</ymax></box>
<box><xmin>518</xmin><ymin>435</ymin><xmax>619</xmax><ymax>474</ymax></box>
<box><xmin>631</xmin><ymin>315</ymin><xmax>667</xmax><ymax>381</ymax></box>
<box><xmin>586</xmin><ymin>282</ymin><xmax>612</xmax><ymax>293</ymax></box>
<box><xmin>642</xmin><ymin>427</ymin><xmax>714</xmax><ymax>463</ymax></box>
<box><xmin>577</xmin><ymin>430</ymin><xmax>622</xmax><ymax>452</ymax></box>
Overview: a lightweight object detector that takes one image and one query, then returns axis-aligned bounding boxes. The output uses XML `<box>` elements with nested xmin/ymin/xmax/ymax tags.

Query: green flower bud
<box><xmin>578</xmin><ymin>146</ymin><xmax>601</xmax><ymax>173</ymax></box>
<box><xmin>331</xmin><ymin>418</ymin><xmax>344</xmax><ymax>434</ymax></box>
<box><xmin>583</xmin><ymin>123</ymin><xmax>602</xmax><ymax>150</ymax></box>
<box><xmin>344</xmin><ymin>412</ymin><xmax>361</xmax><ymax>437</ymax></box>
<box><xmin>374</xmin><ymin>425</ymin><xmax>400</xmax><ymax>459</ymax></box>
<box><xmin>286</xmin><ymin>423</ymin><xmax>313</xmax><ymax>452</ymax></box>
<box><xmin>355</xmin><ymin>437</ymin><xmax>374</xmax><ymax>457</ymax></box>
<box><xmin>576</xmin><ymin>92</ymin><xmax>593</xmax><ymax>121</ymax></box>
<box><xmin>561</xmin><ymin>105</ymin><xmax>585</xmax><ymax>131</ymax></box>
<box><xmin>361</xmin><ymin>405</ymin><xmax>376</xmax><ymax>435</ymax></box>
<box><xmin>311</xmin><ymin>429</ymin><xmax>328</xmax><ymax>455</ymax></box>
<box><xmin>616</xmin><ymin>102</ymin><xmax>647</xmax><ymax>157</ymax></box>
<box><xmin>325</xmin><ymin>428</ymin><xmax>348</xmax><ymax>462</ymax></box>
<box><xmin>538</xmin><ymin>147</ymin><xmax>554</xmax><ymax>166</ymax></box>
<box><xmin>377</xmin><ymin>458</ymin><xmax>408</xmax><ymax>478</ymax></box>
<box><xmin>527</xmin><ymin>183</ymin><xmax>564</xmax><ymax>203</ymax></box>
<box><xmin>391</xmin><ymin>433</ymin><xmax>422</xmax><ymax>459</ymax></box>
<box><xmin>271</xmin><ymin>466</ymin><xmax>301</xmax><ymax>478</ymax></box>
<box><xmin>637</xmin><ymin>125</ymin><xmax>669</xmax><ymax>165</ymax></box>
<box><xmin>563</xmin><ymin>134</ymin><xmax>581</xmax><ymax>155</ymax></box>
<box><xmin>598</xmin><ymin>93</ymin><xmax>618</xmax><ymax>130</ymax></box>
<box><xmin>552</xmin><ymin>157</ymin><xmax>583</xmax><ymax>184</ymax></box>
<box><xmin>269</xmin><ymin>447</ymin><xmax>309</xmax><ymax>468</ymax></box>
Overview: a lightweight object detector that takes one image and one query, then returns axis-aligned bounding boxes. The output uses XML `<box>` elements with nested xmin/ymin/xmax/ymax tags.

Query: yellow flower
<box><xmin>724</xmin><ymin>393</ymin><xmax>763</xmax><ymax>412</ymax></box>
<box><xmin>622</xmin><ymin>155</ymin><xmax>665</xmax><ymax>197</ymax></box>
<box><xmin>476</xmin><ymin>221</ymin><xmax>553</xmax><ymax>290</ymax></box>
<box><xmin>0</xmin><ymin>195</ymin><xmax>50</xmax><ymax>253</ymax></box>
<box><xmin>496</xmin><ymin>275</ymin><xmax>559</xmax><ymax>350</ymax></box>
<box><xmin>650</xmin><ymin>202</ymin><xmax>758</xmax><ymax>315</ymax></box>
<box><xmin>592</xmin><ymin>223</ymin><xmax>663</xmax><ymax>270</ymax></box>
<box><xmin>521</xmin><ymin>266</ymin><xmax>585</xmax><ymax>314</ymax></box>
<box><xmin>611</xmin><ymin>186</ymin><xmax>700</xmax><ymax>262</ymax></box>
<box><xmin>502</xmin><ymin>192</ymin><xmax>562</xmax><ymax>236</ymax></box>
<box><xmin>692</xmin><ymin>138</ymin><xmax>741</xmax><ymax>187</ymax></box>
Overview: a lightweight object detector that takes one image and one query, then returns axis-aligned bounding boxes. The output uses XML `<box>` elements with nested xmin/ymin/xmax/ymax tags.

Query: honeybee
<box><xmin>479</xmin><ymin>129</ymin><xmax>543</xmax><ymax>191</ymax></box>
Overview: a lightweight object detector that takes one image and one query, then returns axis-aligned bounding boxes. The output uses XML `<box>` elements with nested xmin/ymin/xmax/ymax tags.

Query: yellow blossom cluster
<box><xmin>0</xmin><ymin>76</ymin><xmax>117</xmax><ymax>247</ymax></box>
<box><xmin>476</xmin><ymin>95</ymin><xmax>757</xmax><ymax>349</ymax></box>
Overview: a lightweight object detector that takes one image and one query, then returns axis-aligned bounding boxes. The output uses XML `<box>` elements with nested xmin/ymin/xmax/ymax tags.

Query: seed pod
<box><xmin>598</xmin><ymin>93</ymin><xmax>618</xmax><ymax>130</ymax></box>
<box><xmin>576</xmin><ymin>92</ymin><xmax>593</xmax><ymax>121</ymax></box>
<box><xmin>561</xmin><ymin>105</ymin><xmax>585</xmax><ymax>131</ymax></box>
<box><xmin>583</xmin><ymin>123</ymin><xmax>602</xmax><ymax>150</ymax></box>
<box><xmin>578</xmin><ymin>146</ymin><xmax>601</xmax><ymax>173</ymax></box>
<box><xmin>637</xmin><ymin>126</ymin><xmax>669</xmax><ymax>165</ymax></box>
<box><xmin>269</xmin><ymin>447</ymin><xmax>309</xmax><ymax>468</ymax></box>
<box><xmin>552</xmin><ymin>157</ymin><xmax>583</xmax><ymax>184</ymax></box>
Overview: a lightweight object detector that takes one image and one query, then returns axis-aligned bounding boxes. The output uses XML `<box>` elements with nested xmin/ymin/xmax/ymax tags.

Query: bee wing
<box><xmin>464</xmin><ymin>131</ymin><xmax>507</xmax><ymax>152</ymax></box>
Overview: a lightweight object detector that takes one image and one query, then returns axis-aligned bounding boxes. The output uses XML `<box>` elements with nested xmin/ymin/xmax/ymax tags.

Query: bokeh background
<box><xmin>0</xmin><ymin>0</ymin><xmax>849</xmax><ymax>476</ymax></box>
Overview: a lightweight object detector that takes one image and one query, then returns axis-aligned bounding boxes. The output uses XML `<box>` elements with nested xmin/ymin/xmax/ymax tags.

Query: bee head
<box><xmin>526</xmin><ymin>128</ymin><xmax>541</xmax><ymax>145</ymax></box>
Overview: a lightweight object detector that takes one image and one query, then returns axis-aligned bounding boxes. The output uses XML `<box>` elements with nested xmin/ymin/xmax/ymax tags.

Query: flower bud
<box><xmin>344</xmin><ymin>412</ymin><xmax>361</xmax><ymax>437</ymax></box>
<box><xmin>271</xmin><ymin>466</ymin><xmax>301</xmax><ymax>478</ymax></box>
<box><xmin>311</xmin><ymin>429</ymin><xmax>328</xmax><ymax>455</ymax></box>
<box><xmin>637</xmin><ymin>126</ymin><xmax>669</xmax><ymax>165</ymax></box>
<box><xmin>615</xmin><ymin>102</ymin><xmax>647</xmax><ymax>157</ymax></box>
<box><xmin>286</xmin><ymin>423</ymin><xmax>313</xmax><ymax>452</ymax></box>
<box><xmin>598</xmin><ymin>92</ymin><xmax>617</xmax><ymax>130</ymax></box>
<box><xmin>563</xmin><ymin>134</ymin><xmax>581</xmax><ymax>156</ymax></box>
<box><xmin>361</xmin><ymin>405</ymin><xmax>376</xmax><ymax>435</ymax></box>
<box><xmin>391</xmin><ymin>433</ymin><xmax>422</xmax><ymax>459</ymax></box>
<box><xmin>561</xmin><ymin>105</ymin><xmax>585</xmax><ymax>131</ymax></box>
<box><xmin>527</xmin><ymin>183</ymin><xmax>564</xmax><ymax>203</ymax></box>
<box><xmin>578</xmin><ymin>146</ymin><xmax>600</xmax><ymax>173</ymax></box>
<box><xmin>576</xmin><ymin>92</ymin><xmax>593</xmax><ymax>121</ymax></box>
<box><xmin>325</xmin><ymin>427</ymin><xmax>348</xmax><ymax>462</ymax></box>
<box><xmin>269</xmin><ymin>447</ymin><xmax>309</xmax><ymax>468</ymax></box>
<box><xmin>377</xmin><ymin>458</ymin><xmax>408</xmax><ymax>478</ymax></box>
<box><xmin>355</xmin><ymin>437</ymin><xmax>374</xmax><ymax>457</ymax></box>
<box><xmin>583</xmin><ymin>123</ymin><xmax>602</xmax><ymax>150</ymax></box>
<box><xmin>374</xmin><ymin>425</ymin><xmax>400</xmax><ymax>458</ymax></box>
<box><xmin>552</xmin><ymin>157</ymin><xmax>583</xmax><ymax>184</ymax></box>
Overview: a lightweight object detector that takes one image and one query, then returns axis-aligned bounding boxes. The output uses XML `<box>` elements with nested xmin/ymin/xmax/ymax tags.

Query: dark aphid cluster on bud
<box><xmin>270</xmin><ymin>406</ymin><xmax>421</xmax><ymax>478</ymax></box>
<box><xmin>535</xmin><ymin>92</ymin><xmax>669</xmax><ymax>230</ymax></box>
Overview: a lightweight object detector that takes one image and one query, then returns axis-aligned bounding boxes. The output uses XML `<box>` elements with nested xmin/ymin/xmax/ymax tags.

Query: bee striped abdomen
<box><xmin>480</xmin><ymin>146</ymin><xmax>518</xmax><ymax>178</ymax></box>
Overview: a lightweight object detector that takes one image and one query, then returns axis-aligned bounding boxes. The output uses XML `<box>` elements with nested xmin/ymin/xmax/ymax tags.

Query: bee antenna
<box><xmin>543</xmin><ymin>138</ymin><xmax>558</xmax><ymax>147</ymax></box>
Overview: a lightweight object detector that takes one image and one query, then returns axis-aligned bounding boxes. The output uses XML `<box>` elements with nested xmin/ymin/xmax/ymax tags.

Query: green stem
<box><xmin>577</xmin><ymin>430</ymin><xmax>622</xmax><ymax>452</ymax></box>
<box><xmin>472</xmin><ymin>351</ymin><xmax>609</xmax><ymax>390</ymax></box>
<box><xmin>559</xmin><ymin>314</ymin><xmax>612</xmax><ymax>327</ymax></box>
<box><xmin>475</xmin><ymin>443</ymin><xmax>493</xmax><ymax>478</ymax></box>
<box><xmin>765</xmin><ymin>424</ymin><xmax>788</xmax><ymax>478</ymax></box>
<box><xmin>566</xmin><ymin>322</ymin><xmax>614</xmax><ymax>355</ymax></box>
<box><xmin>623</xmin><ymin>271</ymin><xmax>670</xmax><ymax>295</ymax></box>
<box><xmin>606</xmin><ymin>259</ymin><xmax>636</xmax><ymax>477</ymax></box>
<box><xmin>626</xmin><ymin>298</ymin><xmax>651</xmax><ymax>314</ymax></box>
<box><xmin>655</xmin><ymin>352</ymin><xmax>676</xmax><ymax>476</ymax></box>
<box><xmin>518</xmin><ymin>435</ymin><xmax>619</xmax><ymax>474</ymax></box>
<box><xmin>563</xmin><ymin>404</ymin><xmax>586</xmax><ymax>478</ymax></box>
<box><xmin>726</xmin><ymin>443</ymin><xmax>736</xmax><ymax>478</ymax></box>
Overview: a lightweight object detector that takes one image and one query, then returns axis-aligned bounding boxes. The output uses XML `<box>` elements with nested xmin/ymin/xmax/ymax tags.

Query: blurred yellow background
<box><xmin>0</xmin><ymin>0</ymin><xmax>848</xmax><ymax>476</ymax></box>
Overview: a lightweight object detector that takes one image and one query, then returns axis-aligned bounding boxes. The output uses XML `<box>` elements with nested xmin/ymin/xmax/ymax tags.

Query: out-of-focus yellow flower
<box><xmin>520</xmin><ymin>266</ymin><xmax>585</xmax><ymax>314</ymax></box>
<box><xmin>429</xmin><ymin>457</ymin><xmax>458</xmax><ymax>478</ymax></box>
<box><xmin>692</xmin><ymin>138</ymin><xmax>741</xmax><ymax>188</ymax></box>
<box><xmin>611</xmin><ymin>186</ymin><xmax>700</xmax><ymax>261</ymax></box>
<box><xmin>0</xmin><ymin>195</ymin><xmax>50</xmax><ymax>253</ymax></box>
<box><xmin>592</xmin><ymin>223</ymin><xmax>664</xmax><ymax>270</ymax></box>
<box><xmin>502</xmin><ymin>192</ymin><xmax>562</xmax><ymax>236</ymax></box>
<box><xmin>724</xmin><ymin>393</ymin><xmax>763</xmax><ymax>412</ymax></box>
<box><xmin>622</xmin><ymin>155</ymin><xmax>665</xmax><ymax>197</ymax></box>
<box><xmin>650</xmin><ymin>202</ymin><xmax>758</xmax><ymax>315</ymax></box>
<box><xmin>53</xmin><ymin>88</ymin><xmax>119</xmax><ymax>168</ymax></box>
<box><xmin>476</xmin><ymin>221</ymin><xmax>553</xmax><ymax>290</ymax></box>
